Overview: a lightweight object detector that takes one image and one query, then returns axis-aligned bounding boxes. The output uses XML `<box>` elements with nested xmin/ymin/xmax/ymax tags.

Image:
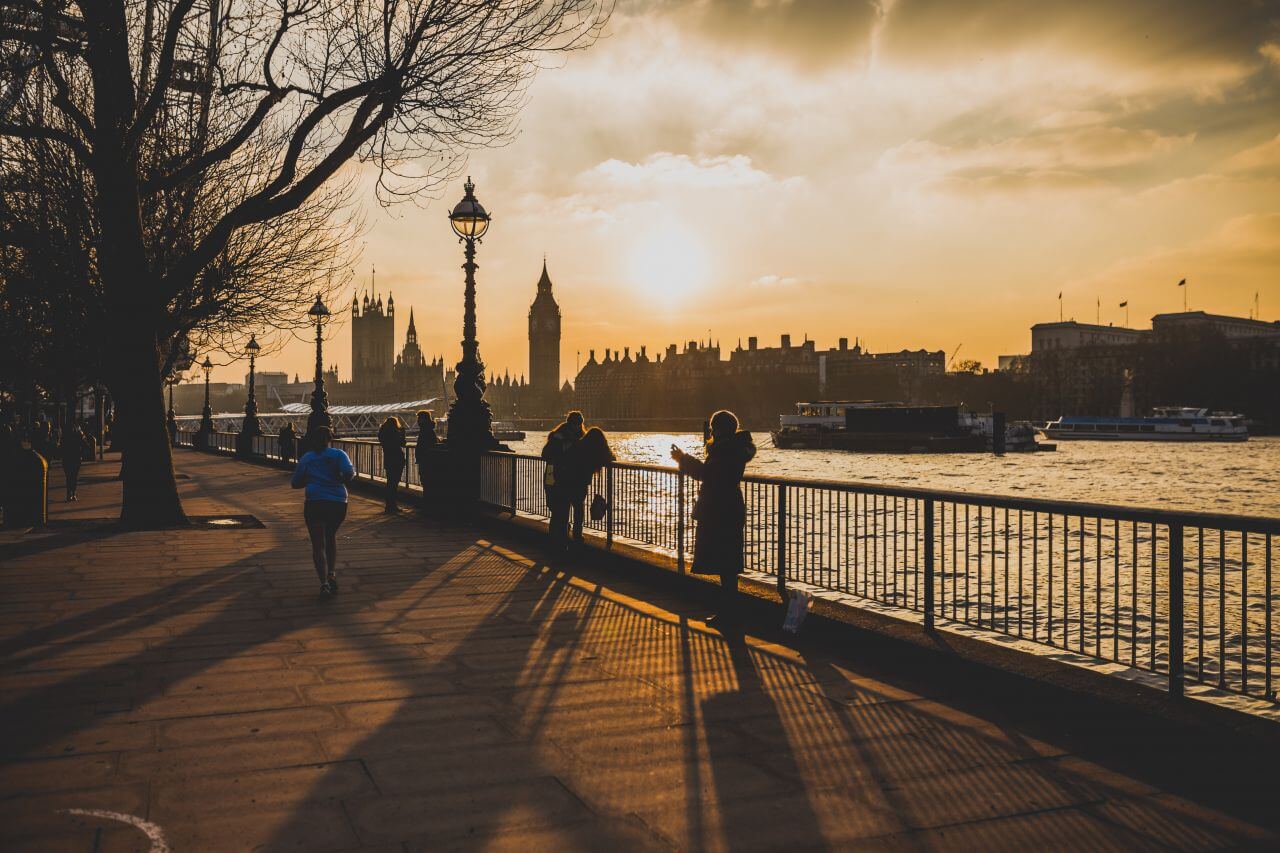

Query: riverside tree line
<box><xmin>0</xmin><ymin>0</ymin><xmax>609</xmax><ymax>527</ymax></box>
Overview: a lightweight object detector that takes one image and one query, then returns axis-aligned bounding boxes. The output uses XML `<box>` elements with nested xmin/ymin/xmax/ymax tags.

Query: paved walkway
<box><xmin>1</xmin><ymin>452</ymin><xmax>1276</xmax><ymax>851</ymax></box>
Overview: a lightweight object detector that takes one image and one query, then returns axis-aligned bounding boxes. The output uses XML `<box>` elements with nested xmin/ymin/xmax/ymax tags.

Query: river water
<box><xmin>510</xmin><ymin>432</ymin><xmax>1280</xmax><ymax>519</ymax></box>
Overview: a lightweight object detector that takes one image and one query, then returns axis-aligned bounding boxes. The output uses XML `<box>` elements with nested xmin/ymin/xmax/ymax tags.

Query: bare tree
<box><xmin>0</xmin><ymin>0</ymin><xmax>609</xmax><ymax>526</ymax></box>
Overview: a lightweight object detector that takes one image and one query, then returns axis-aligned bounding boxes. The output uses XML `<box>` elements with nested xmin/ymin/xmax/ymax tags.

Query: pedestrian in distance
<box><xmin>166</xmin><ymin>410</ymin><xmax>179</xmax><ymax>446</ymax></box>
<box><xmin>290</xmin><ymin>426</ymin><xmax>354</xmax><ymax>597</ymax></box>
<box><xmin>60</xmin><ymin>421</ymin><xmax>85</xmax><ymax>501</ymax></box>
<box><xmin>555</xmin><ymin>426</ymin><xmax>615</xmax><ymax>547</ymax></box>
<box><xmin>541</xmin><ymin>411</ymin><xmax>586</xmax><ymax>550</ymax></box>
<box><xmin>671</xmin><ymin>410</ymin><xmax>756</xmax><ymax>631</ymax></box>
<box><xmin>377</xmin><ymin>415</ymin><xmax>407</xmax><ymax>513</ymax></box>
<box><xmin>278</xmin><ymin>422</ymin><xmax>297</xmax><ymax>464</ymax></box>
<box><xmin>415</xmin><ymin>410</ymin><xmax>439</xmax><ymax>512</ymax></box>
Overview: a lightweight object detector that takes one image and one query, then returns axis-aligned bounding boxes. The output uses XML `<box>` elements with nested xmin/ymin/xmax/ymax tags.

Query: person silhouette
<box><xmin>671</xmin><ymin>410</ymin><xmax>756</xmax><ymax>629</ymax></box>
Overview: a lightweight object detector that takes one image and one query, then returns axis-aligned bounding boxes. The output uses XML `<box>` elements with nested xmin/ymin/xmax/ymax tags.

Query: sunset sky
<box><xmin>218</xmin><ymin>0</ymin><xmax>1280</xmax><ymax>386</ymax></box>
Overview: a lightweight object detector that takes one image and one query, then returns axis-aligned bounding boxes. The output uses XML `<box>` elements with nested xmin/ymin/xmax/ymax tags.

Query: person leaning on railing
<box><xmin>377</xmin><ymin>416</ymin><xmax>407</xmax><ymax>513</ymax></box>
<box><xmin>541</xmin><ymin>411</ymin><xmax>587</xmax><ymax>552</ymax></box>
<box><xmin>415</xmin><ymin>410</ymin><xmax>440</xmax><ymax>513</ymax></box>
<box><xmin>671</xmin><ymin>410</ymin><xmax>757</xmax><ymax>631</ymax></box>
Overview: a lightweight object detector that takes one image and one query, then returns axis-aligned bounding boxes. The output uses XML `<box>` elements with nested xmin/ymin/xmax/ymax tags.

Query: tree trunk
<box><xmin>109</xmin><ymin>329</ymin><xmax>187</xmax><ymax>528</ymax></box>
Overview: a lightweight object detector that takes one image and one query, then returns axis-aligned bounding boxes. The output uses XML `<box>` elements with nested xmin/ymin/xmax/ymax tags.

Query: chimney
<box><xmin>667</xmin><ymin>343</ymin><xmax>677</xmax><ymax>359</ymax></box>
<box><xmin>639</xmin><ymin>345</ymin><xmax>647</xmax><ymax>359</ymax></box>
<box><xmin>781</xmin><ymin>334</ymin><xmax>791</xmax><ymax>349</ymax></box>
<box><xmin>623</xmin><ymin>346</ymin><xmax>630</xmax><ymax>360</ymax></box>
<box><xmin>588</xmin><ymin>349</ymin><xmax>596</xmax><ymax>362</ymax></box>
<box><xmin>605</xmin><ymin>348</ymin><xmax>611</xmax><ymax>361</ymax></box>
<box><xmin>839</xmin><ymin>337</ymin><xmax>848</xmax><ymax>351</ymax></box>
<box><xmin>748</xmin><ymin>336</ymin><xmax>757</xmax><ymax>351</ymax></box>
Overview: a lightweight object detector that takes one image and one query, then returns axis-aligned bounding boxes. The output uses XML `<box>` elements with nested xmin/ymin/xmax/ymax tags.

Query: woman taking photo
<box><xmin>671</xmin><ymin>410</ymin><xmax>756</xmax><ymax>630</ymax></box>
<box><xmin>291</xmin><ymin>427</ymin><xmax>354</xmax><ymax>596</ymax></box>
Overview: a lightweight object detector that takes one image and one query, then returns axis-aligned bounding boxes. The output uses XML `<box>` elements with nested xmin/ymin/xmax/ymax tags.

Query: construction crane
<box><xmin>947</xmin><ymin>343</ymin><xmax>963</xmax><ymax>370</ymax></box>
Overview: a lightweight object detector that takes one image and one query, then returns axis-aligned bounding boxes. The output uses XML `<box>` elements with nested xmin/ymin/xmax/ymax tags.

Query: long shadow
<box><xmin>700</xmin><ymin>633</ymin><xmax>828</xmax><ymax>851</ymax></box>
<box><xmin>0</xmin><ymin>522</ymin><xmax>130</xmax><ymax>562</ymax></box>
<box><xmin>0</xmin><ymin>532</ymin><xmax>436</xmax><ymax>763</ymax></box>
<box><xmin>256</xmin><ymin>543</ymin><xmax>676</xmax><ymax>848</ymax></box>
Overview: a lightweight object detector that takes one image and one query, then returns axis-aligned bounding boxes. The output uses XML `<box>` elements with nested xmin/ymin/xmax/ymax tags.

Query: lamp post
<box><xmin>237</xmin><ymin>334</ymin><xmax>262</xmax><ymax>455</ymax></box>
<box><xmin>196</xmin><ymin>356</ymin><xmax>215</xmax><ymax>449</ymax></box>
<box><xmin>306</xmin><ymin>296</ymin><xmax>332</xmax><ymax>438</ymax></box>
<box><xmin>444</xmin><ymin>177</ymin><xmax>500</xmax><ymax>450</ymax></box>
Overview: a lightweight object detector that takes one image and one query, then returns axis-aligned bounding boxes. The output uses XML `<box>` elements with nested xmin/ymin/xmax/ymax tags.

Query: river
<box><xmin>508</xmin><ymin>432</ymin><xmax>1280</xmax><ymax>519</ymax></box>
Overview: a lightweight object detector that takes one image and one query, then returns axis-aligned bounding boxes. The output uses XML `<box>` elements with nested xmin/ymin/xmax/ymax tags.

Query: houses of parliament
<box><xmin>325</xmin><ymin>261</ymin><xmax>570</xmax><ymax>417</ymax></box>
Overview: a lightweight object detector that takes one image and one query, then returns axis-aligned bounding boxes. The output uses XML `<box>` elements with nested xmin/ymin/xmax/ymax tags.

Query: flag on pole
<box><xmin>1119</xmin><ymin>301</ymin><xmax>1128</xmax><ymax>307</ymax></box>
<box><xmin>1177</xmin><ymin>278</ymin><xmax>1186</xmax><ymax>286</ymax></box>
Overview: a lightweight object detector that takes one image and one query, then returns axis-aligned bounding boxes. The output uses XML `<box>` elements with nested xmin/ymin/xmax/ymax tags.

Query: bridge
<box><xmin>2</xmin><ymin>443</ymin><xmax>1278</xmax><ymax>849</ymax></box>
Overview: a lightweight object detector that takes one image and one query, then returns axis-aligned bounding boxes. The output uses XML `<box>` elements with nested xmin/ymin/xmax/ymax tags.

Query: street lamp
<box><xmin>306</xmin><ymin>295</ymin><xmax>332</xmax><ymax>436</ymax></box>
<box><xmin>196</xmin><ymin>356</ymin><xmax>215</xmax><ymax>447</ymax></box>
<box><xmin>444</xmin><ymin>176</ymin><xmax>499</xmax><ymax>449</ymax></box>
<box><xmin>243</xmin><ymin>334</ymin><xmax>261</xmax><ymax>436</ymax></box>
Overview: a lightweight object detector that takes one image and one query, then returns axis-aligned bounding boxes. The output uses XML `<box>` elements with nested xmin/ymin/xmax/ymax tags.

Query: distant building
<box><xmin>250</xmin><ymin>371</ymin><xmax>290</xmax><ymax>388</ymax></box>
<box><xmin>350</xmin><ymin>290</ymin><xmax>394</xmax><ymax>388</ymax></box>
<box><xmin>1151</xmin><ymin>311</ymin><xmax>1280</xmax><ymax>340</ymax></box>
<box><xmin>527</xmin><ymin>260</ymin><xmax>562</xmax><ymax>415</ymax></box>
<box><xmin>1030</xmin><ymin>321</ymin><xmax>1148</xmax><ymax>353</ymax></box>
<box><xmin>571</xmin><ymin>334</ymin><xmax>944</xmax><ymax>424</ymax></box>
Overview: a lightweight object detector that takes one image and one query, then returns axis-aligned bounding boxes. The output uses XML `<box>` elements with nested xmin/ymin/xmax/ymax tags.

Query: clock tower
<box><xmin>528</xmin><ymin>259</ymin><xmax>561</xmax><ymax>415</ymax></box>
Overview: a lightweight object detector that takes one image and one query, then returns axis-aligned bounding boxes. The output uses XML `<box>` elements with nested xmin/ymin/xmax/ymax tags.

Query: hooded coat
<box><xmin>677</xmin><ymin>430</ymin><xmax>757</xmax><ymax>575</ymax></box>
<box><xmin>555</xmin><ymin>427</ymin><xmax>615</xmax><ymax>502</ymax></box>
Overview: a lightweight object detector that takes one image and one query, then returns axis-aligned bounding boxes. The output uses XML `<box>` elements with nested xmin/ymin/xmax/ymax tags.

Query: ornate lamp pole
<box><xmin>243</xmin><ymin>334</ymin><xmax>261</xmax><ymax>435</ymax></box>
<box><xmin>306</xmin><ymin>296</ymin><xmax>332</xmax><ymax>437</ymax></box>
<box><xmin>444</xmin><ymin>177</ymin><xmax>500</xmax><ymax>449</ymax></box>
<box><xmin>237</xmin><ymin>335</ymin><xmax>262</xmax><ymax>455</ymax></box>
<box><xmin>195</xmin><ymin>356</ymin><xmax>215</xmax><ymax>449</ymax></box>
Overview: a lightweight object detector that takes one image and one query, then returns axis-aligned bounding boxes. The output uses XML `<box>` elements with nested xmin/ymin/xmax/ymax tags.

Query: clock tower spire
<box><xmin>528</xmin><ymin>258</ymin><xmax>561</xmax><ymax>415</ymax></box>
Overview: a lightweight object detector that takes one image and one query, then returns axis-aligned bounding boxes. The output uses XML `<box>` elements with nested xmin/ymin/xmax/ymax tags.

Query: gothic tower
<box><xmin>351</xmin><ymin>281</ymin><xmax>394</xmax><ymax>391</ymax></box>
<box><xmin>528</xmin><ymin>259</ymin><xmax>561</xmax><ymax>413</ymax></box>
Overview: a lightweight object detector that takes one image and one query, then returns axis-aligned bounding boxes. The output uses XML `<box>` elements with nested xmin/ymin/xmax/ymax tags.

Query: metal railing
<box><xmin>176</xmin><ymin>430</ymin><xmax>1279</xmax><ymax>705</ymax></box>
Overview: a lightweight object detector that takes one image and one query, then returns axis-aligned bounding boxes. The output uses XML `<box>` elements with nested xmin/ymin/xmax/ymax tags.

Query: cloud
<box><xmin>751</xmin><ymin>274</ymin><xmax>801</xmax><ymax>287</ymax></box>
<box><xmin>882</xmin><ymin>0</ymin><xmax>1279</xmax><ymax>76</ymax></box>
<box><xmin>880</xmin><ymin>126</ymin><xmax>1194</xmax><ymax>194</ymax></box>
<box><xmin>1222</xmin><ymin>133</ymin><xmax>1280</xmax><ymax>178</ymax></box>
<box><xmin>580</xmin><ymin>152</ymin><xmax>795</xmax><ymax>192</ymax></box>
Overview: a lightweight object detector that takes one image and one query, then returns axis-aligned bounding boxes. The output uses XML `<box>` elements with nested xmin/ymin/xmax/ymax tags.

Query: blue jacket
<box><xmin>291</xmin><ymin>448</ymin><xmax>355</xmax><ymax>503</ymax></box>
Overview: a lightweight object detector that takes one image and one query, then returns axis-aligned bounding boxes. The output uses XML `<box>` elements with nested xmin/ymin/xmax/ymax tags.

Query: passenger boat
<box><xmin>771</xmin><ymin>402</ymin><xmax>988</xmax><ymax>453</ymax></box>
<box><xmin>1040</xmin><ymin>408</ymin><xmax>1248</xmax><ymax>442</ymax></box>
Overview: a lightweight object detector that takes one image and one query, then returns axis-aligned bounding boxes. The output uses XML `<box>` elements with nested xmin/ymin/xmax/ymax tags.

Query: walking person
<box><xmin>278</xmin><ymin>422</ymin><xmax>297</xmax><ymax>464</ymax></box>
<box><xmin>671</xmin><ymin>410</ymin><xmax>756</xmax><ymax>630</ymax></box>
<box><xmin>290</xmin><ymin>427</ymin><xmax>354</xmax><ymax>596</ymax></box>
<box><xmin>541</xmin><ymin>411</ymin><xmax>586</xmax><ymax>551</ymax></box>
<box><xmin>60</xmin><ymin>421</ymin><xmax>85</xmax><ymax>501</ymax></box>
<box><xmin>415</xmin><ymin>410</ymin><xmax>439</xmax><ymax>512</ymax></box>
<box><xmin>556</xmin><ymin>427</ymin><xmax>615</xmax><ymax>546</ymax></box>
<box><xmin>377</xmin><ymin>416</ymin><xmax>407</xmax><ymax>513</ymax></box>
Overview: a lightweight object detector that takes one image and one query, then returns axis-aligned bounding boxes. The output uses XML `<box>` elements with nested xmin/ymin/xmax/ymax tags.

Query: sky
<box><xmin>218</xmin><ymin>0</ymin><xmax>1280</xmax><ymax>386</ymax></box>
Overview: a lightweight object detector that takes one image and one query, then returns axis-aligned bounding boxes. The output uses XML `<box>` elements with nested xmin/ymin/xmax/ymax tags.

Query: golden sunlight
<box><xmin>625</xmin><ymin>222</ymin><xmax>712</xmax><ymax>303</ymax></box>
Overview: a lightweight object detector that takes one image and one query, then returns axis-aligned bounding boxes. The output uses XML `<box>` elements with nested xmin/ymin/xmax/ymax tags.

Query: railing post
<box><xmin>677</xmin><ymin>473</ymin><xmax>686</xmax><ymax>574</ymax></box>
<box><xmin>776</xmin><ymin>484</ymin><xmax>788</xmax><ymax>601</ymax></box>
<box><xmin>605</xmin><ymin>464</ymin><xmax>614</xmax><ymax>549</ymax></box>
<box><xmin>509</xmin><ymin>454</ymin><xmax>518</xmax><ymax>515</ymax></box>
<box><xmin>924</xmin><ymin>498</ymin><xmax>935</xmax><ymax>630</ymax></box>
<box><xmin>1169</xmin><ymin>522</ymin><xmax>1185</xmax><ymax>698</ymax></box>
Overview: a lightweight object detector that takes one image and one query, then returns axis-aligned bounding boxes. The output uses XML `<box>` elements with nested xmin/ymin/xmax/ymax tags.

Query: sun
<box><xmin>626</xmin><ymin>222</ymin><xmax>712</xmax><ymax>302</ymax></box>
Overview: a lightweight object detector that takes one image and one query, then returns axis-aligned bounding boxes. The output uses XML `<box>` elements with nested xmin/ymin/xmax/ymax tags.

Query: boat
<box><xmin>959</xmin><ymin>413</ymin><xmax>1055</xmax><ymax>452</ymax></box>
<box><xmin>771</xmin><ymin>402</ymin><xmax>988</xmax><ymax>453</ymax></box>
<box><xmin>1040</xmin><ymin>407</ymin><xmax>1248</xmax><ymax>442</ymax></box>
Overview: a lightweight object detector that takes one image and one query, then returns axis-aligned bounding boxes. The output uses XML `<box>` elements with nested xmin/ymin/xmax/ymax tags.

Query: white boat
<box><xmin>1041</xmin><ymin>407</ymin><xmax>1248</xmax><ymax>442</ymax></box>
